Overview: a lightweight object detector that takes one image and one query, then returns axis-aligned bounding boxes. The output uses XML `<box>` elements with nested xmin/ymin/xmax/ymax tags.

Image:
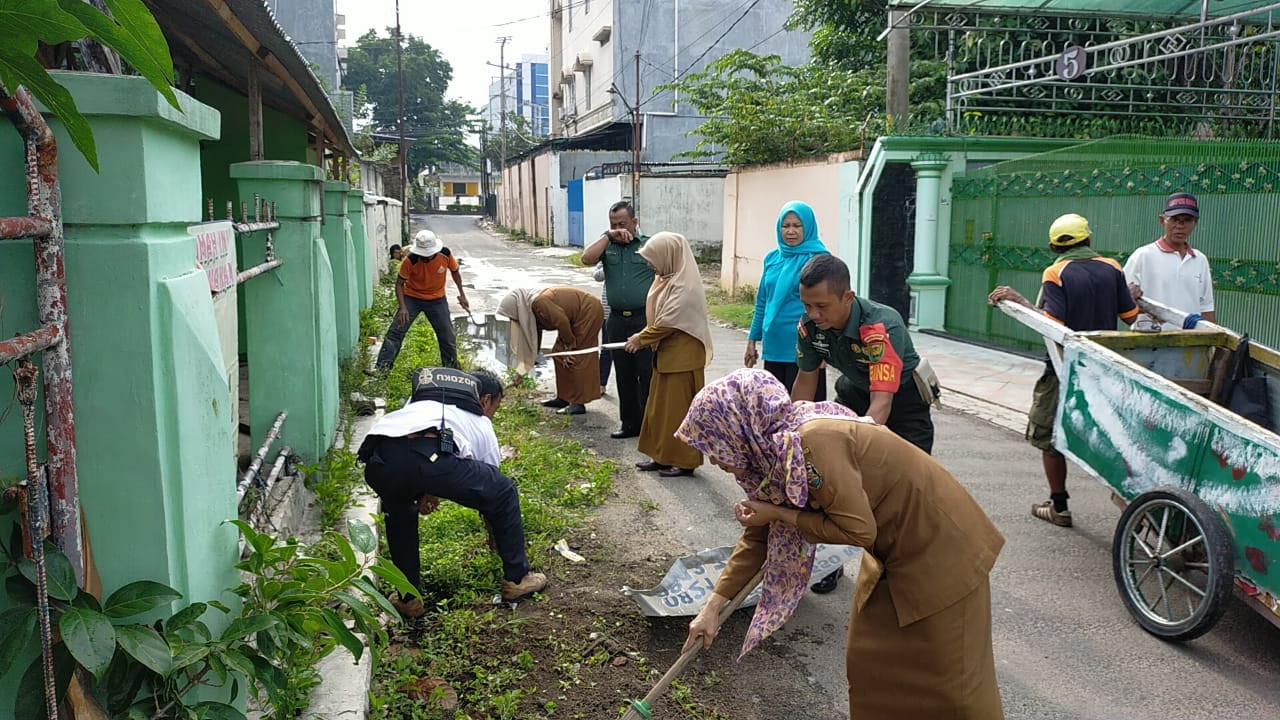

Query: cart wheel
<box><xmin>1112</xmin><ymin>487</ymin><xmax>1235</xmax><ymax>641</ymax></box>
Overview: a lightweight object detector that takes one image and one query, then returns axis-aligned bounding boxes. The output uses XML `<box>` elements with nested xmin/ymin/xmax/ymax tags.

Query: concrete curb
<box><xmin>303</xmin><ymin>410</ymin><xmax>384</xmax><ymax>720</ymax></box>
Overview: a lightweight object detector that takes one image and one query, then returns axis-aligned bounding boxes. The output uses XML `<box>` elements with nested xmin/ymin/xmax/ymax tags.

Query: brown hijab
<box><xmin>638</xmin><ymin>232</ymin><xmax>714</xmax><ymax>364</ymax></box>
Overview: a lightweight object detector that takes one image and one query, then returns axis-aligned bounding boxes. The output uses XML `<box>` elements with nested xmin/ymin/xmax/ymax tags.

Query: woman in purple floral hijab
<box><xmin>676</xmin><ymin>369</ymin><xmax>1006</xmax><ymax>719</ymax></box>
<box><xmin>675</xmin><ymin>369</ymin><xmax>861</xmax><ymax>656</ymax></box>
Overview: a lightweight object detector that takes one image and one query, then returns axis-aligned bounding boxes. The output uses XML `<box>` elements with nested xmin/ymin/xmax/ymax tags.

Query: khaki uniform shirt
<box><xmin>715</xmin><ymin>417</ymin><xmax>1004</xmax><ymax>627</ymax></box>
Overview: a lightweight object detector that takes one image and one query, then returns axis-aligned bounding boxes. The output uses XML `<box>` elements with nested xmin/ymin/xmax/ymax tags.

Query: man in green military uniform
<box><xmin>790</xmin><ymin>255</ymin><xmax>934</xmax><ymax>454</ymax></box>
<box><xmin>581</xmin><ymin>200</ymin><xmax>655</xmax><ymax>439</ymax></box>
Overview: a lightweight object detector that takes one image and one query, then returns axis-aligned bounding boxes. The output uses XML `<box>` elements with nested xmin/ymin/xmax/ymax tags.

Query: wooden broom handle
<box><xmin>623</xmin><ymin>567</ymin><xmax>767</xmax><ymax>719</ymax></box>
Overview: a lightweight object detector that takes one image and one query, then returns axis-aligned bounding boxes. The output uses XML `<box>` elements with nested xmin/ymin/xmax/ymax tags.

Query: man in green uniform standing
<box><xmin>791</xmin><ymin>254</ymin><xmax>935</xmax><ymax>594</ymax></box>
<box><xmin>581</xmin><ymin>201</ymin><xmax>656</xmax><ymax>439</ymax></box>
<box><xmin>791</xmin><ymin>254</ymin><xmax>934</xmax><ymax>453</ymax></box>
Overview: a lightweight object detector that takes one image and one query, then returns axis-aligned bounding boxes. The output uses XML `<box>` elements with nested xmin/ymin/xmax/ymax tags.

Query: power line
<box><xmin>602</xmin><ymin>0</ymin><xmax>755</xmax><ymax>105</ymax></box>
<box><xmin>637</xmin><ymin>0</ymin><xmax>657</xmax><ymax>49</ymax></box>
<box><xmin>674</xmin><ymin>0</ymin><xmax>761</xmax><ymax>84</ymax></box>
<box><xmin>639</xmin><ymin>0</ymin><xmax>767</xmax><ymax>109</ymax></box>
<box><xmin>493</xmin><ymin>0</ymin><xmax>590</xmax><ymax>27</ymax></box>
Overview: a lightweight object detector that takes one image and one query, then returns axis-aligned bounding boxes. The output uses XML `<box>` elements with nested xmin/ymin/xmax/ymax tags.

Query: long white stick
<box><xmin>544</xmin><ymin>342</ymin><xmax>627</xmax><ymax>358</ymax></box>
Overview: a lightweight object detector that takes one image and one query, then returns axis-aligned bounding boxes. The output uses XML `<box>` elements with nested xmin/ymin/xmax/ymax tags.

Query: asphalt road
<box><xmin>423</xmin><ymin>213</ymin><xmax>1280</xmax><ymax>720</ymax></box>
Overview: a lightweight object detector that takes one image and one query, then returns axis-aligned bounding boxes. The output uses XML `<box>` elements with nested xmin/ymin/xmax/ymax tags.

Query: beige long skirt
<box><xmin>846</xmin><ymin>579</ymin><xmax>1004</xmax><ymax>719</ymax></box>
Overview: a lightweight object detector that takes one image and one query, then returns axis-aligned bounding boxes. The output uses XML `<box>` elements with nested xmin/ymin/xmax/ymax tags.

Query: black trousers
<box><xmin>607</xmin><ymin>312</ymin><xmax>653</xmax><ymax>433</ymax></box>
<box><xmin>599</xmin><ymin>323</ymin><xmax>613</xmax><ymax>386</ymax></box>
<box><xmin>362</xmin><ymin>436</ymin><xmax>529</xmax><ymax>595</ymax></box>
<box><xmin>764</xmin><ymin>360</ymin><xmax>827</xmax><ymax>402</ymax></box>
<box><xmin>834</xmin><ymin>375</ymin><xmax>934</xmax><ymax>454</ymax></box>
<box><xmin>376</xmin><ymin>294</ymin><xmax>458</xmax><ymax>370</ymax></box>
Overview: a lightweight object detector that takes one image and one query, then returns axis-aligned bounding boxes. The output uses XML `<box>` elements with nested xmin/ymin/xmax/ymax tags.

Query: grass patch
<box><xmin>301</xmin><ymin>272</ymin><xmax>397</xmax><ymax>530</ymax></box>
<box><xmin>564</xmin><ymin>250</ymin><xmax>583</xmax><ymax>267</ymax></box>
<box><xmin>705</xmin><ymin>284</ymin><xmax>756</xmax><ymax>329</ymax></box>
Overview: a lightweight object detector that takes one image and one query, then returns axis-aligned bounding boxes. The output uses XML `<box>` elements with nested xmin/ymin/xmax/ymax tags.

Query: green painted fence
<box><xmin>945</xmin><ymin>136</ymin><xmax>1280</xmax><ymax>352</ymax></box>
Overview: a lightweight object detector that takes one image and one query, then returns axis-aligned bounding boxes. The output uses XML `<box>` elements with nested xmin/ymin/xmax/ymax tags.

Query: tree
<box><xmin>788</xmin><ymin>0</ymin><xmax>891</xmax><ymax>70</ymax></box>
<box><xmin>659</xmin><ymin>49</ymin><xmax>944</xmax><ymax>166</ymax></box>
<box><xmin>478</xmin><ymin>111</ymin><xmax>539</xmax><ymax>167</ymax></box>
<box><xmin>344</xmin><ymin>28</ymin><xmax>476</xmax><ymax>176</ymax></box>
<box><xmin>0</xmin><ymin>0</ymin><xmax>179</xmax><ymax>172</ymax></box>
<box><xmin>656</xmin><ymin>1</ymin><xmax>947</xmax><ymax>166</ymax></box>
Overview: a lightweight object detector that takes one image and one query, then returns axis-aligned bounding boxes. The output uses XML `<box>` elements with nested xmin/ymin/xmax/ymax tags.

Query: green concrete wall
<box><xmin>323</xmin><ymin>181</ymin><xmax>359</xmax><ymax>360</ymax></box>
<box><xmin>0</xmin><ymin>74</ymin><xmax>240</xmax><ymax>705</ymax></box>
<box><xmin>232</xmin><ymin>162</ymin><xmax>338</xmax><ymax>462</ymax></box>
<box><xmin>193</xmin><ymin>74</ymin><xmax>310</xmax><ymax>210</ymax></box>
<box><xmin>192</xmin><ymin>75</ymin><xmax>311</xmax><ymax>357</ymax></box>
<box><xmin>349</xmin><ymin>190</ymin><xmax>373</xmax><ymax>309</ymax></box>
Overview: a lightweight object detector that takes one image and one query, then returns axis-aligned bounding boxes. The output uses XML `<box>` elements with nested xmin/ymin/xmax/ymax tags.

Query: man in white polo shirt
<box><xmin>1124</xmin><ymin>192</ymin><xmax>1216</xmax><ymax>325</ymax></box>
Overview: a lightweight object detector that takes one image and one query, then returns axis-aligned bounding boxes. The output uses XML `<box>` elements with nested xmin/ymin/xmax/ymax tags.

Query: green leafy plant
<box><xmin>300</xmin><ymin>445</ymin><xmax>364</xmax><ymax>531</ymax></box>
<box><xmin>0</xmin><ymin>511</ymin><xmax>413</xmax><ymax>719</ymax></box>
<box><xmin>0</xmin><ymin>0</ymin><xmax>180</xmax><ymax>171</ymax></box>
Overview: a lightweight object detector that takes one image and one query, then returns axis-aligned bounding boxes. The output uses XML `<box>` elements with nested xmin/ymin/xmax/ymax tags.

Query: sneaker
<box><xmin>501</xmin><ymin>572</ymin><xmax>548</xmax><ymax>602</ymax></box>
<box><xmin>391</xmin><ymin>595</ymin><xmax>425</xmax><ymax>619</ymax></box>
<box><xmin>541</xmin><ymin>398</ymin><xmax>569</xmax><ymax>409</ymax></box>
<box><xmin>1031</xmin><ymin>500</ymin><xmax>1073</xmax><ymax>527</ymax></box>
<box><xmin>810</xmin><ymin>566</ymin><xmax>844</xmax><ymax>594</ymax></box>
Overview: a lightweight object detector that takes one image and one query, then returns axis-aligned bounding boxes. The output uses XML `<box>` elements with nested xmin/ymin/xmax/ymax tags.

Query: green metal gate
<box><xmin>946</xmin><ymin>136</ymin><xmax>1280</xmax><ymax>352</ymax></box>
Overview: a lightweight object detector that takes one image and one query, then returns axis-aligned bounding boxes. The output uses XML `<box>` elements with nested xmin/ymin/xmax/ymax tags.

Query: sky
<box><xmin>337</xmin><ymin>0</ymin><xmax>551</xmax><ymax>112</ymax></box>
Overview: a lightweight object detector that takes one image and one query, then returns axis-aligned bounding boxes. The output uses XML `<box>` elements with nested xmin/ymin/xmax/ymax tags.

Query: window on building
<box><xmin>584</xmin><ymin>0</ymin><xmax>589</xmax><ymax>12</ymax></box>
<box><xmin>583</xmin><ymin>69</ymin><xmax>591</xmax><ymax>109</ymax></box>
<box><xmin>567</xmin><ymin>1</ymin><xmax>572</xmax><ymax>32</ymax></box>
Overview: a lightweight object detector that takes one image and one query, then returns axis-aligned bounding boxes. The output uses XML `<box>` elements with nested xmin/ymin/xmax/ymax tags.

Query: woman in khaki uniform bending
<box><xmin>676</xmin><ymin>369</ymin><xmax>1005</xmax><ymax>719</ymax></box>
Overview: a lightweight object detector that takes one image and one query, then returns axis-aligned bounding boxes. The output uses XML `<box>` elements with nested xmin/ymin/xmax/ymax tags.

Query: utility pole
<box><xmin>395</xmin><ymin>0</ymin><xmax>408</xmax><ymax>235</ymax></box>
<box><xmin>497</xmin><ymin>37</ymin><xmax>511</xmax><ymax>168</ymax></box>
<box><xmin>885</xmin><ymin>9</ymin><xmax>910</xmax><ymax>131</ymax></box>
<box><xmin>632</xmin><ymin>50</ymin><xmax>641</xmax><ymax>213</ymax></box>
<box><xmin>479</xmin><ymin>125</ymin><xmax>490</xmax><ymax>217</ymax></box>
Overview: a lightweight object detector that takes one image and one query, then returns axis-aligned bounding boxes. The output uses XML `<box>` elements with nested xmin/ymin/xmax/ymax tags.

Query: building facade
<box><xmin>549</xmin><ymin>0</ymin><xmax>811</xmax><ymax>162</ymax></box>
<box><xmin>488</xmin><ymin>53</ymin><xmax>551</xmax><ymax>138</ymax></box>
<box><xmin>267</xmin><ymin>0</ymin><xmax>355</xmax><ymax>132</ymax></box>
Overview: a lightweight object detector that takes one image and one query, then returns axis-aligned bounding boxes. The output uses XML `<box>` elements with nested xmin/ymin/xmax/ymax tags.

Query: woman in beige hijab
<box><xmin>622</xmin><ymin>232</ymin><xmax>714</xmax><ymax>476</ymax></box>
<box><xmin>498</xmin><ymin>286</ymin><xmax>604</xmax><ymax>415</ymax></box>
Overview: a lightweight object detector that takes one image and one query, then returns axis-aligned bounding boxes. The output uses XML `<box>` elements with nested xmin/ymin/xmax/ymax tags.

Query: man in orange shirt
<box><xmin>376</xmin><ymin>230</ymin><xmax>471</xmax><ymax>370</ymax></box>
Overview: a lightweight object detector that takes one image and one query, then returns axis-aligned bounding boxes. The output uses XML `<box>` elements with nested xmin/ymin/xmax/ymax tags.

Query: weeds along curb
<box><xmin>302</xmin><ymin>409</ymin><xmax>386</xmax><ymax>720</ymax></box>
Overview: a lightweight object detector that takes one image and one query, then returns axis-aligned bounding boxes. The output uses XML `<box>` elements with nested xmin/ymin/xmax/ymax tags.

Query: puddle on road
<box><xmin>452</xmin><ymin>314</ymin><xmax>551</xmax><ymax>382</ymax></box>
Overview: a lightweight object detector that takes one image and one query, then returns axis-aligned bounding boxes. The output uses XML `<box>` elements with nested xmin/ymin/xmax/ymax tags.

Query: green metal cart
<box><xmin>998</xmin><ymin>298</ymin><xmax>1280</xmax><ymax>640</ymax></box>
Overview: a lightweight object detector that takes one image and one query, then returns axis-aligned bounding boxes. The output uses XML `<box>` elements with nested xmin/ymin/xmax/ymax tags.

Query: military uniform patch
<box><xmin>803</xmin><ymin>446</ymin><xmax>823</xmax><ymax>489</ymax></box>
<box><xmin>862</xmin><ymin>331</ymin><xmax>887</xmax><ymax>364</ymax></box>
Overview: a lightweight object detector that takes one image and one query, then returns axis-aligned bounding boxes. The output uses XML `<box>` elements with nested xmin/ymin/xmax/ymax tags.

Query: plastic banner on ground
<box><xmin>622</xmin><ymin>544</ymin><xmax>862</xmax><ymax>617</ymax></box>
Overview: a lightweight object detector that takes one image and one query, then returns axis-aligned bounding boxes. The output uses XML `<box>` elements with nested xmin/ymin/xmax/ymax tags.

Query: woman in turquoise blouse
<box><xmin>744</xmin><ymin>201</ymin><xmax>830</xmax><ymax>402</ymax></box>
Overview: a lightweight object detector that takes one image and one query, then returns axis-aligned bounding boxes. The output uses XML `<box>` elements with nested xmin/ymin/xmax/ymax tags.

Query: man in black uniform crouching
<box><xmin>359</xmin><ymin>367</ymin><xmax>548</xmax><ymax>618</ymax></box>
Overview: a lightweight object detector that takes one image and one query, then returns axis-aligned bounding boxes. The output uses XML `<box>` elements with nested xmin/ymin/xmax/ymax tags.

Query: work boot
<box><xmin>391</xmin><ymin>595</ymin><xmax>425</xmax><ymax>619</ymax></box>
<box><xmin>1031</xmin><ymin>500</ymin><xmax>1073</xmax><ymax>527</ymax></box>
<box><xmin>501</xmin><ymin>572</ymin><xmax>548</xmax><ymax>602</ymax></box>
